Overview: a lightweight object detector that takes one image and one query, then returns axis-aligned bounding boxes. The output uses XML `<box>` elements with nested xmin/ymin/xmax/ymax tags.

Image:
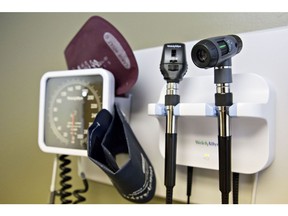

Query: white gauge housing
<box><xmin>38</xmin><ymin>68</ymin><xmax>115</xmax><ymax>156</ymax></box>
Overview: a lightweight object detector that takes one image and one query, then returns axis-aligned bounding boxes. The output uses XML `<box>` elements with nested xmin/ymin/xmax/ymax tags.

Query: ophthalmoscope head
<box><xmin>160</xmin><ymin>43</ymin><xmax>188</xmax><ymax>83</ymax></box>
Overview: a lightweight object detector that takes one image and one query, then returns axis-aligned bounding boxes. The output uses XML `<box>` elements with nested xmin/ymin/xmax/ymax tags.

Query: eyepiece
<box><xmin>191</xmin><ymin>35</ymin><xmax>242</xmax><ymax>69</ymax></box>
<box><xmin>196</xmin><ymin>49</ymin><xmax>209</xmax><ymax>63</ymax></box>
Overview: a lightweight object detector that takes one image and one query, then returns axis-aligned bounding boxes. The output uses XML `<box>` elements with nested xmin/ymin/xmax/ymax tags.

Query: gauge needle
<box><xmin>71</xmin><ymin>111</ymin><xmax>76</xmax><ymax>143</ymax></box>
<box><xmin>72</xmin><ymin>113</ymin><xmax>75</xmax><ymax>128</ymax></box>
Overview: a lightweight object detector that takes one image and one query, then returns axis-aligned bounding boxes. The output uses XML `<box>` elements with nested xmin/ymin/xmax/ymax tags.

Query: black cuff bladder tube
<box><xmin>191</xmin><ymin>35</ymin><xmax>242</xmax><ymax>204</ymax></box>
<box><xmin>160</xmin><ymin>43</ymin><xmax>187</xmax><ymax>204</ymax></box>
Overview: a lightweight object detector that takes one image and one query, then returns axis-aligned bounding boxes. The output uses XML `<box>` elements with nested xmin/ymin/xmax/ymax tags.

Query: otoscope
<box><xmin>160</xmin><ymin>43</ymin><xmax>188</xmax><ymax>204</ymax></box>
<box><xmin>191</xmin><ymin>35</ymin><xmax>242</xmax><ymax>204</ymax></box>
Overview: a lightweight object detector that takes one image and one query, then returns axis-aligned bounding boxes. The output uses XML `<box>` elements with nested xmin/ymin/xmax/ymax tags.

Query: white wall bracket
<box><xmin>148</xmin><ymin>73</ymin><xmax>275</xmax><ymax>174</ymax></box>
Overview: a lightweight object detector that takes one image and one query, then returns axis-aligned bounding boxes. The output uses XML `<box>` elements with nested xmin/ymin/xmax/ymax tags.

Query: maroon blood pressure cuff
<box><xmin>88</xmin><ymin>104</ymin><xmax>156</xmax><ymax>203</ymax></box>
<box><xmin>64</xmin><ymin>16</ymin><xmax>138</xmax><ymax>96</ymax></box>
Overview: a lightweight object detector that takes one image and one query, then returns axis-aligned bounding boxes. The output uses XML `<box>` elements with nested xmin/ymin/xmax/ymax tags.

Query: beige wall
<box><xmin>1</xmin><ymin>13</ymin><xmax>288</xmax><ymax>204</ymax></box>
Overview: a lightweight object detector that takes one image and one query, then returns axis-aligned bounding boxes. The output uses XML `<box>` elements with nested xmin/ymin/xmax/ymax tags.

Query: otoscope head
<box><xmin>191</xmin><ymin>35</ymin><xmax>242</xmax><ymax>68</ymax></box>
<box><xmin>160</xmin><ymin>43</ymin><xmax>188</xmax><ymax>83</ymax></box>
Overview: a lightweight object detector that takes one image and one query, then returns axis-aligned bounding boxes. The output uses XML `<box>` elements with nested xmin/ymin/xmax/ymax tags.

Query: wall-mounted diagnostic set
<box><xmin>38</xmin><ymin>15</ymin><xmax>278</xmax><ymax>204</ymax></box>
<box><xmin>148</xmin><ymin>34</ymin><xmax>275</xmax><ymax>204</ymax></box>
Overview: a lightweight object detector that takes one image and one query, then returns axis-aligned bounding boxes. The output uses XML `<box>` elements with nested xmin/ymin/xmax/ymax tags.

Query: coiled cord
<box><xmin>73</xmin><ymin>172</ymin><xmax>89</xmax><ymax>204</ymax></box>
<box><xmin>49</xmin><ymin>155</ymin><xmax>89</xmax><ymax>204</ymax></box>
<box><xmin>58</xmin><ymin>155</ymin><xmax>73</xmax><ymax>204</ymax></box>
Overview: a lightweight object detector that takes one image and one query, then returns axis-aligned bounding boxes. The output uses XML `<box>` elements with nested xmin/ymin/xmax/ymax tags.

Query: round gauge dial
<box><xmin>44</xmin><ymin>76</ymin><xmax>103</xmax><ymax>150</ymax></box>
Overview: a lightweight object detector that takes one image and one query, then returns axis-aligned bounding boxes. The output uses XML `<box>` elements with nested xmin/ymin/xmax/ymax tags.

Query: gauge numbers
<box><xmin>44</xmin><ymin>76</ymin><xmax>103</xmax><ymax>150</ymax></box>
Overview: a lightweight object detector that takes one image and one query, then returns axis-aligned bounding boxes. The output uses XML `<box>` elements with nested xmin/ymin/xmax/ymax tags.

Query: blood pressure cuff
<box><xmin>87</xmin><ymin>104</ymin><xmax>156</xmax><ymax>203</ymax></box>
<box><xmin>64</xmin><ymin>16</ymin><xmax>138</xmax><ymax>96</ymax></box>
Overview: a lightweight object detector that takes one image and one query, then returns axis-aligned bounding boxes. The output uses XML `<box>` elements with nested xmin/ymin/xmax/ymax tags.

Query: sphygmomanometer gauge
<box><xmin>48</xmin><ymin>78</ymin><xmax>101</xmax><ymax>148</ymax></box>
<box><xmin>38</xmin><ymin>68</ymin><xmax>115</xmax><ymax>156</ymax></box>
